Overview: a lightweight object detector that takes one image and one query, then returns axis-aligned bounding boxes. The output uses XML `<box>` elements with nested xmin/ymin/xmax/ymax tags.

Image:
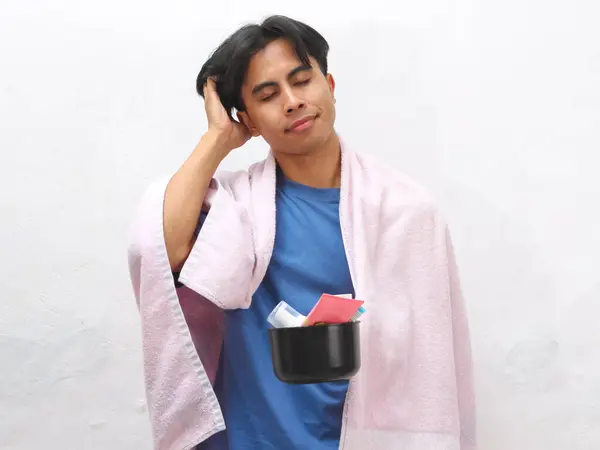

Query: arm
<box><xmin>163</xmin><ymin>132</ymin><xmax>225</xmax><ymax>271</ymax></box>
<box><xmin>163</xmin><ymin>78</ymin><xmax>251</xmax><ymax>271</ymax></box>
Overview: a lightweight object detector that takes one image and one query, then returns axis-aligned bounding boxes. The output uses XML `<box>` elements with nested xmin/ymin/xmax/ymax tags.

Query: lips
<box><xmin>286</xmin><ymin>115</ymin><xmax>316</xmax><ymax>132</ymax></box>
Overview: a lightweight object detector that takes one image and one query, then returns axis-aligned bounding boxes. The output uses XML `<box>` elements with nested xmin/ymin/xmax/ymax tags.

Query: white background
<box><xmin>1</xmin><ymin>0</ymin><xmax>599</xmax><ymax>449</ymax></box>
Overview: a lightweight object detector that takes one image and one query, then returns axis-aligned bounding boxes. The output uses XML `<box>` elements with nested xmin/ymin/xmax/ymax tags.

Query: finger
<box><xmin>203</xmin><ymin>79</ymin><xmax>211</xmax><ymax>99</ymax></box>
<box><xmin>205</xmin><ymin>77</ymin><xmax>218</xmax><ymax>98</ymax></box>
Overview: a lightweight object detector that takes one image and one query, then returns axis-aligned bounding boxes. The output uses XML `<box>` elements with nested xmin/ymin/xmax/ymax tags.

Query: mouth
<box><xmin>286</xmin><ymin>115</ymin><xmax>317</xmax><ymax>133</ymax></box>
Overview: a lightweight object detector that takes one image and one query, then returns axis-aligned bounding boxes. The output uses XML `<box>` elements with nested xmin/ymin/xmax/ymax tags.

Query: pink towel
<box><xmin>127</xmin><ymin>142</ymin><xmax>477</xmax><ymax>450</ymax></box>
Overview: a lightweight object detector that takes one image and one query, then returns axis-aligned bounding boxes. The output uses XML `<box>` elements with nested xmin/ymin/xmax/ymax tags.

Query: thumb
<box><xmin>203</xmin><ymin>77</ymin><xmax>220</xmax><ymax>101</ymax></box>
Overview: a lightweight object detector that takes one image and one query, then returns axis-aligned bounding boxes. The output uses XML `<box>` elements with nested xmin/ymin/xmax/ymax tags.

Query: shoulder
<box><xmin>352</xmin><ymin>152</ymin><xmax>452</xmax><ymax>241</ymax></box>
<box><xmin>353</xmin><ymin>151</ymin><xmax>439</xmax><ymax>215</ymax></box>
<box><xmin>213</xmin><ymin>158</ymin><xmax>270</xmax><ymax>189</ymax></box>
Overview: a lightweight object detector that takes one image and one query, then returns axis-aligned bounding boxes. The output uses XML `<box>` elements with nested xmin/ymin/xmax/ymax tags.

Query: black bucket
<box><xmin>268</xmin><ymin>321</ymin><xmax>361</xmax><ymax>384</ymax></box>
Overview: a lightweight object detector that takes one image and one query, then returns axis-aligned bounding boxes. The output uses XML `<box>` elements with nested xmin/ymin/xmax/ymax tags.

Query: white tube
<box><xmin>267</xmin><ymin>301</ymin><xmax>307</xmax><ymax>328</ymax></box>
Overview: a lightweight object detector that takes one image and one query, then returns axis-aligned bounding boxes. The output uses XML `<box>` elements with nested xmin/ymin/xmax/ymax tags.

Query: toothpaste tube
<box><xmin>267</xmin><ymin>301</ymin><xmax>307</xmax><ymax>328</ymax></box>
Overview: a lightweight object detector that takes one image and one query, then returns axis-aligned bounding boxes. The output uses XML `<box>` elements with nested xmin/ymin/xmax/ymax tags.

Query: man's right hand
<box><xmin>203</xmin><ymin>78</ymin><xmax>252</xmax><ymax>155</ymax></box>
<box><xmin>163</xmin><ymin>78</ymin><xmax>252</xmax><ymax>271</ymax></box>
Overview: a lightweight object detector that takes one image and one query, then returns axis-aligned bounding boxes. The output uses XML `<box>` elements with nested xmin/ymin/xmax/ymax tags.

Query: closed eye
<box><xmin>259</xmin><ymin>79</ymin><xmax>310</xmax><ymax>102</ymax></box>
<box><xmin>260</xmin><ymin>93</ymin><xmax>276</xmax><ymax>102</ymax></box>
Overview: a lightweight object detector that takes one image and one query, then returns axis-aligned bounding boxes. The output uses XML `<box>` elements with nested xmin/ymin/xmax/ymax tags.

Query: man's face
<box><xmin>238</xmin><ymin>39</ymin><xmax>336</xmax><ymax>155</ymax></box>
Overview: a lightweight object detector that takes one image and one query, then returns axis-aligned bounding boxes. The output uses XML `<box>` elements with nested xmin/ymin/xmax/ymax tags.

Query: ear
<box><xmin>326</xmin><ymin>73</ymin><xmax>336</xmax><ymax>97</ymax></box>
<box><xmin>237</xmin><ymin>111</ymin><xmax>261</xmax><ymax>137</ymax></box>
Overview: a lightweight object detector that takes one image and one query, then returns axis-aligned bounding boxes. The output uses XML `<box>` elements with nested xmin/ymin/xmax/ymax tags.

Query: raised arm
<box><xmin>163</xmin><ymin>78</ymin><xmax>251</xmax><ymax>270</ymax></box>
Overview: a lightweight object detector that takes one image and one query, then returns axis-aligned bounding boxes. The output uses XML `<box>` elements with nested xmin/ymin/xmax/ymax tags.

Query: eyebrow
<box><xmin>251</xmin><ymin>64</ymin><xmax>312</xmax><ymax>96</ymax></box>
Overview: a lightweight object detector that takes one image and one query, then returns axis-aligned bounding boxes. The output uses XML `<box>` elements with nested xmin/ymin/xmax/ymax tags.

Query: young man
<box><xmin>128</xmin><ymin>15</ymin><xmax>476</xmax><ymax>450</ymax></box>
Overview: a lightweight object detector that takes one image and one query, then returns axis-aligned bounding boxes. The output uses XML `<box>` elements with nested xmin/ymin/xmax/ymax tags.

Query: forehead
<box><xmin>244</xmin><ymin>39</ymin><xmax>306</xmax><ymax>84</ymax></box>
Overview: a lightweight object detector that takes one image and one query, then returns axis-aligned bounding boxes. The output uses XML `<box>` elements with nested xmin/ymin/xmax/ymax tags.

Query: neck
<box><xmin>274</xmin><ymin>132</ymin><xmax>341</xmax><ymax>188</ymax></box>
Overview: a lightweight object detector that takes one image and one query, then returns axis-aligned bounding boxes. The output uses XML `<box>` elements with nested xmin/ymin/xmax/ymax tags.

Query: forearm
<box><xmin>163</xmin><ymin>132</ymin><xmax>227</xmax><ymax>270</ymax></box>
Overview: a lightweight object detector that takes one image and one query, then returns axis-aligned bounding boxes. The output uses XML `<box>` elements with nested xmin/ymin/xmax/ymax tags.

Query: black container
<box><xmin>268</xmin><ymin>321</ymin><xmax>361</xmax><ymax>384</ymax></box>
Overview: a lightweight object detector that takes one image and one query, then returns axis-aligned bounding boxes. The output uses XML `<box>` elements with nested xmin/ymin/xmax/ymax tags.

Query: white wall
<box><xmin>1</xmin><ymin>0</ymin><xmax>598</xmax><ymax>448</ymax></box>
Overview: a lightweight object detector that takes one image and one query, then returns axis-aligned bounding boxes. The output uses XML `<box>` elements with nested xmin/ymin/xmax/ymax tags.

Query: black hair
<box><xmin>196</xmin><ymin>15</ymin><xmax>329</xmax><ymax>115</ymax></box>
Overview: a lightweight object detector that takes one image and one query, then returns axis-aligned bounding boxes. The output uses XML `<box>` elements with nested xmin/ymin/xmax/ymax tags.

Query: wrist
<box><xmin>202</xmin><ymin>129</ymin><xmax>231</xmax><ymax>156</ymax></box>
<box><xmin>189</xmin><ymin>132</ymin><xmax>228</xmax><ymax>170</ymax></box>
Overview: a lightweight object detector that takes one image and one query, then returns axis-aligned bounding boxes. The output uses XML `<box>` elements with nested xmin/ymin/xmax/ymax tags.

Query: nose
<box><xmin>282</xmin><ymin>86</ymin><xmax>305</xmax><ymax>115</ymax></box>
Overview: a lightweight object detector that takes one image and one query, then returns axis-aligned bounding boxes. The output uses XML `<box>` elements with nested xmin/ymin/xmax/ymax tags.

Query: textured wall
<box><xmin>1</xmin><ymin>0</ymin><xmax>598</xmax><ymax>448</ymax></box>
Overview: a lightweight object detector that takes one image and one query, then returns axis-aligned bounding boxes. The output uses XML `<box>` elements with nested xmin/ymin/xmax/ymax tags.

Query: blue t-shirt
<box><xmin>202</xmin><ymin>171</ymin><xmax>354</xmax><ymax>449</ymax></box>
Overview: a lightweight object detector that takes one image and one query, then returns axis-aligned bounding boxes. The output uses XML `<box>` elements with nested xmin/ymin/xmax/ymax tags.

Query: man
<box><xmin>128</xmin><ymin>15</ymin><xmax>476</xmax><ymax>450</ymax></box>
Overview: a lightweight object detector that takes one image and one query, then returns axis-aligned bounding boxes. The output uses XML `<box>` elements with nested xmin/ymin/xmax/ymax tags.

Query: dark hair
<box><xmin>196</xmin><ymin>15</ymin><xmax>329</xmax><ymax>115</ymax></box>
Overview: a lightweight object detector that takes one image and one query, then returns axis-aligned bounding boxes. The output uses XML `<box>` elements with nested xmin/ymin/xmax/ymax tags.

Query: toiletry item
<box><xmin>352</xmin><ymin>306</ymin><xmax>366</xmax><ymax>321</ymax></box>
<box><xmin>303</xmin><ymin>294</ymin><xmax>364</xmax><ymax>326</ymax></box>
<box><xmin>267</xmin><ymin>301</ymin><xmax>307</xmax><ymax>328</ymax></box>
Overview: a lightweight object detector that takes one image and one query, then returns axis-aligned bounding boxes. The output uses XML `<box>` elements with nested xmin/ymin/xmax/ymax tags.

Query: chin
<box><xmin>284</xmin><ymin>135</ymin><xmax>327</xmax><ymax>155</ymax></box>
